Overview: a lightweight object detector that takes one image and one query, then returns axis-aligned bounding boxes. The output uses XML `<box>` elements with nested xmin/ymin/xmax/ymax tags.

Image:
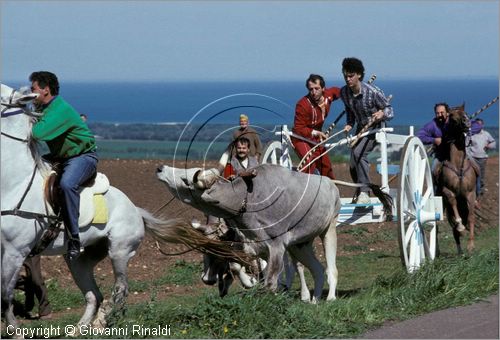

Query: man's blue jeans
<box><xmin>59</xmin><ymin>153</ymin><xmax>98</xmax><ymax>239</ymax></box>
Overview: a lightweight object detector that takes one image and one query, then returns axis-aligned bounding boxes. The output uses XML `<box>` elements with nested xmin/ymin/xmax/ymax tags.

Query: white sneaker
<box><xmin>356</xmin><ymin>192</ymin><xmax>371</xmax><ymax>204</ymax></box>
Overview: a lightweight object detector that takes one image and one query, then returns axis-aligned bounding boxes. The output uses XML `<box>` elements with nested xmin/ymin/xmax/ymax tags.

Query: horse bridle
<box><xmin>1</xmin><ymin>99</ymin><xmax>59</xmax><ymax>222</ymax></box>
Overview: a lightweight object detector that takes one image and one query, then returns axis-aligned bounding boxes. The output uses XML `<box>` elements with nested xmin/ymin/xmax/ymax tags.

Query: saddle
<box><xmin>44</xmin><ymin>164</ymin><xmax>110</xmax><ymax>226</ymax></box>
<box><xmin>31</xmin><ymin>166</ymin><xmax>110</xmax><ymax>257</ymax></box>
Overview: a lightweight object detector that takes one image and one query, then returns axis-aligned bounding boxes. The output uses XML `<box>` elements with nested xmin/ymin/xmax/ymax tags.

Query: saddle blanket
<box><xmin>78</xmin><ymin>173</ymin><xmax>110</xmax><ymax>226</ymax></box>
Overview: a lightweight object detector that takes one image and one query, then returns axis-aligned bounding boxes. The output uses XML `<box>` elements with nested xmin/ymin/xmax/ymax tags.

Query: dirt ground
<box><xmin>28</xmin><ymin>156</ymin><xmax>500</xmax><ymax>313</ymax></box>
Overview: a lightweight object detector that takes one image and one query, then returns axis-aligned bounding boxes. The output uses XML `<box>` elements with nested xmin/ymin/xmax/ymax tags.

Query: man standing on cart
<box><xmin>340</xmin><ymin>57</ymin><xmax>394</xmax><ymax>204</ymax></box>
<box><xmin>292</xmin><ymin>74</ymin><xmax>341</xmax><ymax>179</ymax></box>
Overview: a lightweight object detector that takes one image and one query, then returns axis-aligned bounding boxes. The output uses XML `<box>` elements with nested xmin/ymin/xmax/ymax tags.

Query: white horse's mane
<box><xmin>27</xmin><ymin>118</ymin><xmax>47</xmax><ymax>172</ymax></box>
<box><xmin>1</xmin><ymin>84</ymin><xmax>48</xmax><ymax>173</ymax></box>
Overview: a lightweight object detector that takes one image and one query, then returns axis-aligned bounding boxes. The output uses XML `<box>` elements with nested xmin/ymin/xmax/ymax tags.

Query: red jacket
<box><xmin>292</xmin><ymin>87</ymin><xmax>341</xmax><ymax>140</ymax></box>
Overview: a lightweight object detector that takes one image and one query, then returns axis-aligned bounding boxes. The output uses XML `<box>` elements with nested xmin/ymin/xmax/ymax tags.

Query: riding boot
<box><xmin>67</xmin><ymin>235</ymin><xmax>81</xmax><ymax>262</ymax></box>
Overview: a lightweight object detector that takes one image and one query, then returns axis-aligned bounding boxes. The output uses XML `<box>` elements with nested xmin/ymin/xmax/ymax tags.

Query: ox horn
<box><xmin>193</xmin><ymin>149</ymin><xmax>230</xmax><ymax>189</ymax></box>
<box><xmin>193</xmin><ymin>168</ymin><xmax>219</xmax><ymax>190</ymax></box>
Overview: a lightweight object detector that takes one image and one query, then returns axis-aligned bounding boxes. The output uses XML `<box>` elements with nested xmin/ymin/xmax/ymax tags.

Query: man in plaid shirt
<box><xmin>340</xmin><ymin>57</ymin><xmax>393</xmax><ymax>204</ymax></box>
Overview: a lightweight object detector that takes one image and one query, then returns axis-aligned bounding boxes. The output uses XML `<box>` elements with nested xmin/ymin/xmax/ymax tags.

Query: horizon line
<box><xmin>3</xmin><ymin>76</ymin><xmax>499</xmax><ymax>84</ymax></box>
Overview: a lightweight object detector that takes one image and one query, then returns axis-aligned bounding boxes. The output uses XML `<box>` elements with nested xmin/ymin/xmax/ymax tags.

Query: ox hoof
<box><xmin>456</xmin><ymin>223</ymin><xmax>466</xmax><ymax>235</ymax></box>
<box><xmin>326</xmin><ymin>295</ymin><xmax>336</xmax><ymax>302</ymax></box>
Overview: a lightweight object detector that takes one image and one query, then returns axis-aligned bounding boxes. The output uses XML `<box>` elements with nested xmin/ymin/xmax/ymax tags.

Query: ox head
<box><xmin>156</xmin><ymin>165</ymin><xmax>211</xmax><ymax>205</ymax></box>
<box><xmin>156</xmin><ymin>164</ymin><xmax>235</xmax><ymax>217</ymax></box>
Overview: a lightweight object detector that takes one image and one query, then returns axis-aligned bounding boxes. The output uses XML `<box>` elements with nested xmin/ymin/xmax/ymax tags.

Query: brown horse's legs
<box><xmin>442</xmin><ymin>188</ymin><xmax>466</xmax><ymax>233</ymax></box>
<box><xmin>443</xmin><ymin>187</ymin><xmax>464</xmax><ymax>254</ymax></box>
<box><xmin>451</xmin><ymin>227</ymin><xmax>463</xmax><ymax>254</ymax></box>
<box><xmin>466</xmin><ymin>191</ymin><xmax>476</xmax><ymax>252</ymax></box>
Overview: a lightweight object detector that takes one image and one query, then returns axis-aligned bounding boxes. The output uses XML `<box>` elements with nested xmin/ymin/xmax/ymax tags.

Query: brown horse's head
<box><xmin>447</xmin><ymin>103</ymin><xmax>471</xmax><ymax>135</ymax></box>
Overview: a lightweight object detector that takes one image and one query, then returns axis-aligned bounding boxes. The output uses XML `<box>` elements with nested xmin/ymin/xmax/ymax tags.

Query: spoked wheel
<box><xmin>262</xmin><ymin>141</ymin><xmax>293</xmax><ymax>170</ymax></box>
<box><xmin>397</xmin><ymin>136</ymin><xmax>438</xmax><ymax>273</ymax></box>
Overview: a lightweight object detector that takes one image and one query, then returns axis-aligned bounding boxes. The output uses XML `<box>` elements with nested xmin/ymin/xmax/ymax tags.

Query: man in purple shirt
<box><xmin>416</xmin><ymin>102</ymin><xmax>450</xmax><ymax>163</ymax></box>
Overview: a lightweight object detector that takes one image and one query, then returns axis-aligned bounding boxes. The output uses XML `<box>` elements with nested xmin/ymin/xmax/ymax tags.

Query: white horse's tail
<box><xmin>138</xmin><ymin>208</ymin><xmax>254</xmax><ymax>263</ymax></box>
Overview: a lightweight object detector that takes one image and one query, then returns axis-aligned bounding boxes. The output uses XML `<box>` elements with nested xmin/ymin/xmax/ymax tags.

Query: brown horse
<box><xmin>437</xmin><ymin>104</ymin><xmax>479</xmax><ymax>254</ymax></box>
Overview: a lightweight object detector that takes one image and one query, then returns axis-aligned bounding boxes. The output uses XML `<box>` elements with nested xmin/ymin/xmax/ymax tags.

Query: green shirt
<box><xmin>31</xmin><ymin>96</ymin><xmax>96</xmax><ymax>159</ymax></box>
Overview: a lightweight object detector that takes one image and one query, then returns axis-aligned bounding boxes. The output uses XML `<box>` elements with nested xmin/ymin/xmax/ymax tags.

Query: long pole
<box><xmin>468</xmin><ymin>96</ymin><xmax>499</xmax><ymax>120</ymax></box>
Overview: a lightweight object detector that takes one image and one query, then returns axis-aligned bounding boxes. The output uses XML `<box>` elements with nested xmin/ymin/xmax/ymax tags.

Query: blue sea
<box><xmin>7</xmin><ymin>79</ymin><xmax>499</xmax><ymax>128</ymax></box>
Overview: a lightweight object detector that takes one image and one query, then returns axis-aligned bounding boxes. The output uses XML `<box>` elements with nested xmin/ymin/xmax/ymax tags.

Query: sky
<box><xmin>1</xmin><ymin>1</ymin><xmax>499</xmax><ymax>82</ymax></box>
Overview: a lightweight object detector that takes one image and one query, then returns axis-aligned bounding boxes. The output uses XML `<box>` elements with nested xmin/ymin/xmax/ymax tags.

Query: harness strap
<box><xmin>1</xmin><ymin>131</ymin><xmax>29</xmax><ymax>143</ymax></box>
<box><xmin>16</xmin><ymin>166</ymin><xmax>37</xmax><ymax>209</ymax></box>
<box><xmin>443</xmin><ymin>160</ymin><xmax>472</xmax><ymax>180</ymax></box>
<box><xmin>0</xmin><ymin>165</ymin><xmax>60</xmax><ymax>222</ymax></box>
<box><xmin>1</xmin><ymin>208</ymin><xmax>60</xmax><ymax>222</ymax></box>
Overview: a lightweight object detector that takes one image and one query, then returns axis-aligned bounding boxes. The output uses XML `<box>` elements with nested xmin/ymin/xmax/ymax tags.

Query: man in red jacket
<box><xmin>292</xmin><ymin>74</ymin><xmax>341</xmax><ymax>179</ymax></box>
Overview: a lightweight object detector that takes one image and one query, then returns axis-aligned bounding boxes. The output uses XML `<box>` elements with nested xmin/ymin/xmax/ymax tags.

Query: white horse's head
<box><xmin>1</xmin><ymin>84</ymin><xmax>39</xmax><ymax>107</ymax></box>
<box><xmin>1</xmin><ymin>83</ymin><xmax>45</xmax><ymax>171</ymax></box>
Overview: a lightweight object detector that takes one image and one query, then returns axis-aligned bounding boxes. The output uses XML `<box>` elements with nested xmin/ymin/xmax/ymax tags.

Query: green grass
<box><xmin>6</xmin><ymin>225</ymin><xmax>498</xmax><ymax>339</ymax></box>
<box><xmin>44</xmin><ymin>248</ymin><xmax>496</xmax><ymax>339</ymax></box>
<box><xmin>127</xmin><ymin>260</ymin><xmax>202</xmax><ymax>293</ymax></box>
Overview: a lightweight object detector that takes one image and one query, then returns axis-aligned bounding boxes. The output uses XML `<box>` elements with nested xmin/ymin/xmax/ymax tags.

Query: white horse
<box><xmin>0</xmin><ymin>84</ymin><xmax>167</xmax><ymax>332</ymax></box>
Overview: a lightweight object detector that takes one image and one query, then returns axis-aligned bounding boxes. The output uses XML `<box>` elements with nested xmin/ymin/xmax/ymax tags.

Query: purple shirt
<box><xmin>417</xmin><ymin>118</ymin><xmax>482</xmax><ymax>145</ymax></box>
<box><xmin>416</xmin><ymin>119</ymin><xmax>446</xmax><ymax>145</ymax></box>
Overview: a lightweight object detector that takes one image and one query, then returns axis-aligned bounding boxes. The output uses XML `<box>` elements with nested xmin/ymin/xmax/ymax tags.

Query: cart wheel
<box><xmin>262</xmin><ymin>141</ymin><xmax>293</xmax><ymax>170</ymax></box>
<box><xmin>397</xmin><ymin>136</ymin><xmax>438</xmax><ymax>273</ymax></box>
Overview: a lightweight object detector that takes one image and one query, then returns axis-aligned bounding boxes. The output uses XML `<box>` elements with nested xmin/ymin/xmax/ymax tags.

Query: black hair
<box><xmin>29</xmin><ymin>71</ymin><xmax>59</xmax><ymax>95</ymax></box>
<box><xmin>342</xmin><ymin>57</ymin><xmax>365</xmax><ymax>81</ymax></box>
<box><xmin>434</xmin><ymin>102</ymin><xmax>450</xmax><ymax>113</ymax></box>
<box><xmin>306</xmin><ymin>74</ymin><xmax>325</xmax><ymax>89</ymax></box>
<box><xmin>236</xmin><ymin>136</ymin><xmax>251</xmax><ymax>147</ymax></box>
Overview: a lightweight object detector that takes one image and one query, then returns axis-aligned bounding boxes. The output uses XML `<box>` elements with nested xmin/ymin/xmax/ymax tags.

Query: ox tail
<box><xmin>331</xmin><ymin>180</ymin><xmax>394</xmax><ymax>221</ymax></box>
<box><xmin>139</xmin><ymin>208</ymin><xmax>255</xmax><ymax>264</ymax></box>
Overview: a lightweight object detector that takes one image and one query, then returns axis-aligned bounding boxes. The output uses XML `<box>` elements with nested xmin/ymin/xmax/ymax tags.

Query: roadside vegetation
<box><xmin>9</xmin><ymin>223</ymin><xmax>498</xmax><ymax>339</ymax></box>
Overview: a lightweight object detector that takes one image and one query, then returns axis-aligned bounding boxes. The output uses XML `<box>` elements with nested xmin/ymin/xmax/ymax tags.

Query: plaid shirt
<box><xmin>341</xmin><ymin>82</ymin><xmax>393</xmax><ymax>132</ymax></box>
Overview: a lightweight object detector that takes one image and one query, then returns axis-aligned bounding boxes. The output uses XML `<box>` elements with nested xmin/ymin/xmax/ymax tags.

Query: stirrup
<box><xmin>66</xmin><ymin>237</ymin><xmax>81</xmax><ymax>262</ymax></box>
<box><xmin>30</xmin><ymin>219</ymin><xmax>63</xmax><ymax>256</ymax></box>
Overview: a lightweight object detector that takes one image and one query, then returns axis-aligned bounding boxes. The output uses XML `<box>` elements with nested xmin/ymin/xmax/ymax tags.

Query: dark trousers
<box><xmin>472</xmin><ymin>157</ymin><xmax>487</xmax><ymax>196</ymax></box>
<box><xmin>18</xmin><ymin>256</ymin><xmax>51</xmax><ymax>316</ymax></box>
<box><xmin>59</xmin><ymin>153</ymin><xmax>98</xmax><ymax>239</ymax></box>
<box><xmin>350</xmin><ymin>135</ymin><xmax>377</xmax><ymax>192</ymax></box>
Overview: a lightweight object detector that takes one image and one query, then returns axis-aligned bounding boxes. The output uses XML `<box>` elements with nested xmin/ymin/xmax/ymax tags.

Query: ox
<box><xmin>157</xmin><ymin>163</ymin><xmax>392</xmax><ymax>301</ymax></box>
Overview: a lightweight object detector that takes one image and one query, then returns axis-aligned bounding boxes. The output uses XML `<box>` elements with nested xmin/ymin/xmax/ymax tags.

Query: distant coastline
<box><xmin>6</xmin><ymin>78</ymin><xmax>499</xmax><ymax>127</ymax></box>
<box><xmin>89</xmin><ymin>122</ymin><xmax>499</xmax><ymax>161</ymax></box>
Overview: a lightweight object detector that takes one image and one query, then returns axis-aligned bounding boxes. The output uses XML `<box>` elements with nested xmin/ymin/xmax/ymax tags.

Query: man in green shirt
<box><xmin>30</xmin><ymin>71</ymin><xmax>98</xmax><ymax>261</ymax></box>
